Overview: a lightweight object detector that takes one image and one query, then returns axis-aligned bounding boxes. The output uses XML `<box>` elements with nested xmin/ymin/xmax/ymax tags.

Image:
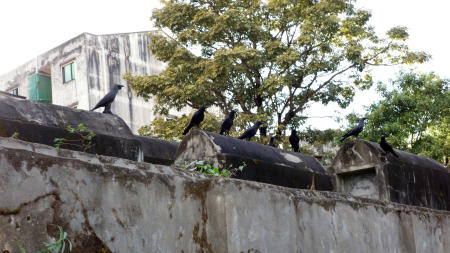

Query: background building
<box><xmin>0</xmin><ymin>31</ymin><xmax>165</xmax><ymax>132</ymax></box>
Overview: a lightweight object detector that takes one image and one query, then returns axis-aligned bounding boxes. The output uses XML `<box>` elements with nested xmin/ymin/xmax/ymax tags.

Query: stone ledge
<box><xmin>0</xmin><ymin>93</ymin><xmax>178</xmax><ymax>165</ymax></box>
<box><xmin>1</xmin><ymin>137</ymin><xmax>448</xmax><ymax>253</ymax></box>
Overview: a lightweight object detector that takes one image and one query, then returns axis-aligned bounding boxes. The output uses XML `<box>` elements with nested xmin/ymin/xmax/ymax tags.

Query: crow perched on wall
<box><xmin>289</xmin><ymin>129</ymin><xmax>300</xmax><ymax>152</ymax></box>
<box><xmin>219</xmin><ymin>110</ymin><xmax>237</xmax><ymax>135</ymax></box>
<box><xmin>341</xmin><ymin>117</ymin><xmax>367</xmax><ymax>141</ymax></box>
<box><xmin>259</xmin><ymin>125</ymin><xmax>267</xmax><ymax>136</ymax></box>
<box><xmin>90</xmin><ymin>84</ymin><xmax>124</xmax><ymax>114</ymax></box>
<box><xmin>380</xmin><ymin>135</ymin><xmax>399</xmax><ymax>158</ymax></box>
<box><xmin>183</xmin><ymin>106</ymin><xmax>208</xmax><ymax>135</ymax></box>
<box><xmin>238</xmin><ymin>121</ymin><xmax>265</xmax><ymax>141</ymax></box>
<box><xmin>268</xmin><ymin>136</ymin><xmax>276</xmax><ymax>147</ymax></box>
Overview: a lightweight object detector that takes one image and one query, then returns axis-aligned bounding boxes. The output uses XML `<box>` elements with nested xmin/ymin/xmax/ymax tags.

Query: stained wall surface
<box><xmin>1</xmin><ymin>137</ymin><xmax>448</xmax><ymax>253</ymax></box>
<box><xmin>330</xmin><ymin>139</ymin><xmax>450</xmax><ymax>211</ymax></box>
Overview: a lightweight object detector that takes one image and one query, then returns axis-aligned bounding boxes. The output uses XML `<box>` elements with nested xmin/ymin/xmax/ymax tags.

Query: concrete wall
<box><xmin>0</xmin><ymin>31</ymin><xmax>166</xmax><ymax>133</ymax></box>
<box><xmin>1</xmin><ymin>137</ymin><xmax>448</xmax><ymax>253</ymax></box>
<box><xmin>175</xmin><ymin>130</ymin><xmax>333</xmax><ymax>190</ymax></box>
<box><xmin>0</xmin><ymin>93</ymin><xmax>178</xmax><ymax>165</ymax></box>
<box><xmin>84</xmin><ymin>32</ymin><xmax>166</xmax><ymax>132</ymax></box>
<box><xmin>329</xmin><ymin>139</ymin><xmax>450</xmax><ymax>211</ymax></box>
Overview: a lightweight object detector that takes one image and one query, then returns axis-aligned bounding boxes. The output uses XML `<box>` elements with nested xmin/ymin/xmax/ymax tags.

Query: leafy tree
<box><xmin>125</xmin><ymin>0</ymin><xmax>428</xmax><ymax>138</ymax></box>
<box><xmin>138</xmin><ymin>112</ymin><xmax>222</xmax><ymax>141</ymax></box>
<box><xmin>346</xmin><ymin>72</ymin><xmax>449</xmax><ymax>162</ymax></box>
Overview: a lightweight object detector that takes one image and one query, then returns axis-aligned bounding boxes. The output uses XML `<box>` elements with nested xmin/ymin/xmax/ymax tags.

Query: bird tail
<box><xmin>182</xmin><ymin>126</ymin><xmax>191</xmax><ymax>135</ymax></box>
<box><xmin>340</xmin><ymin>135</ymin><xmax>348</xmax><ymax>142</ymax></box>
<box><xmin>392</xmin><ymin>150</ymin><xmax>399</xmax><ymax>158</ymax></box>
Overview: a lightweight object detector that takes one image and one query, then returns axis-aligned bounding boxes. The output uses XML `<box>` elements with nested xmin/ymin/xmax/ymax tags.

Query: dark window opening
<box><xmin>62</xmin><ymin>62</ymin><xmax>75</xmax><ymax>83</ymax></box>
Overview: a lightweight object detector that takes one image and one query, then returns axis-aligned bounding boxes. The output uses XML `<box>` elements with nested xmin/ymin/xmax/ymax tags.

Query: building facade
<box><xmin>0</xmin><ymin>31</ymin><xmax>165</xmax><ymax>132</ymax></box>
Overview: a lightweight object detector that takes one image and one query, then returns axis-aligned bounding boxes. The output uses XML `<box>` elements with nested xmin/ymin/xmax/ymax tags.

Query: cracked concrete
<box><xmin>1</xmin><ymin>137</ymin><xmax>449</xmax><ymax>253</ymax></box>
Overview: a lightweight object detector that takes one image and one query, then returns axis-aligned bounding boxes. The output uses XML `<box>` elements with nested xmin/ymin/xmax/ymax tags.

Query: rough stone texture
<box><xmin>329</xmin><ymin>139</ymin><xmax>450</xmax><ymax>211</ymax></box>
<box><xmin>0</xmin><ymin>93</ymin><xmax>178</xmax><ymax>164</ymax></box>
<box><xmin>175</xmin><ymin>129</ymin><xmax>333</xmax><ymax>190</ymax></box>
<box><xmin>0</xmin><ymin>137</ymin><xmax>449</xmax><ymax>253</ymax></box>
<box><xmin>135</xmin><ymin>135</ymin><xmax>179</xmax><ymax>165</ymax></box>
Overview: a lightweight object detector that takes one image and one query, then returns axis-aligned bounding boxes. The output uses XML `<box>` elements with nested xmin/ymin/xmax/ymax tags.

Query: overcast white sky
<box><xmin>0</xmin><ymin>0</ymin><xmax>448</xmax><ymax>129</ymax></box>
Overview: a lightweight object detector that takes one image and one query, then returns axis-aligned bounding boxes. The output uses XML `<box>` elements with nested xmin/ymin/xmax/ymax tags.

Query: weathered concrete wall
<box><xmin>1</xmin><ymin>137</ymin><xmax>447</xmax><ymax>253</ymax></box>
<box><xmin>175</xmin><ymin>130</ymin><xmax>333</xmax><ymax>190</ymax></box>
<box><xmin>84</xmin><ymin>31</ymin><xmax>166</xmax><ymax>132</ymax></box>
<box><xmin>0</xmin><ymin>93</ymin><xmax>178</xmax><ymax>164</ymax></box>
<box><xmin>329</xmin><ymin>139</ymin><xmax>450</xmax><ymax>211</ymax></box>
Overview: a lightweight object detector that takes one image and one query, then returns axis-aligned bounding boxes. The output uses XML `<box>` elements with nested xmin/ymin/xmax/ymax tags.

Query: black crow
<box><xmin>341</xmin><ymin>117</ymin><xmax>368</xmax><ymax>141</ymax></box>
<box><xmin>103</xmin><ymin>103</ymin><xmax>112</xmax><ymax>114</ymax></box>
<box><xmin>90</xmin><ymin>84</ymin><xmax>124</xmax><ymax>114</ymax></box>
<box><xmin>380</xmin><ymin>135</ymin><xmax>399</xmax><ymax>158</ymax></box>
<box><xmin>268</xmin><ymin>136</ymin><xmax>276</xmax><ymax>147</ymax></box>
<box><xmin>219</xmin><ymin>110</ymin><xmax>237</xmax><ymax>135</ymax></box>
<box><xmin>289</xmin><ymin>129</ymin><xmax>300</xmax><ymax>152</ymax></box>
<box><xmin>445</xmin><ymin>157</ymin><xmax>449</xmax><ymax>167</ymax></box>
<box><xmin>238</xmin><ymin>121</ymin><xmax>265</xmax><ymax>141</ymax></box>
<box><xmin>183</xmin><ymin>106</ymin><xmax>208</xmax><ymax>135</ymax></box>
<box><xmin>259</xmin><ymin>125</ymin><xmax>267</xmax><ymax>136</ymax></box>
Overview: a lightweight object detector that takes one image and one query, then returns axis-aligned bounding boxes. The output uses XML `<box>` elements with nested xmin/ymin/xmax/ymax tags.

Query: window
<box><xmin>8</xmin><ymin>87</ymin><xmax>18</xmax><ymax>95</ymax></box>
<box><xmin>62</xmin><ymin>62</ymin><xmax>75</xmax><ymax>83</ymax></box>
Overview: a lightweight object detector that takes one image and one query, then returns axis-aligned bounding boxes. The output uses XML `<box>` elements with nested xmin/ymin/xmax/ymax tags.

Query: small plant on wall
<box><xmin>182</xmin><ymin>160</ymin><xmax>245</xmax><ymax>178</ymax></box>
<box><xmin>54</xmin><ymin>123</ymin><xmax>95</xmax><ymax>152</ymax></box>
<box><xmin>17</xmin><ymin>224</ymin><xmax>72</xmax><ymax>253</ymax></box>
<box><xmin>10</xmin><ymin>132</ymin><xmax>20</xmax><ymax>139</ymax></box>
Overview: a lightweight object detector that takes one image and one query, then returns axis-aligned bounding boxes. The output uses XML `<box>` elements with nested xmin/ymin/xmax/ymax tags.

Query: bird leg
<box><xmin>103</xmin><ymin>104</ymin><xmax>112</xmax><ymax>114</ymax></box>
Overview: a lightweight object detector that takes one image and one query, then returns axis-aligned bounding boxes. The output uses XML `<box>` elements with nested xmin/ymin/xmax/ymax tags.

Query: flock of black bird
<box><xmin>91</xmin><ymin>85</ymin><xmax>400</xmax><ymax>158</ymax></box>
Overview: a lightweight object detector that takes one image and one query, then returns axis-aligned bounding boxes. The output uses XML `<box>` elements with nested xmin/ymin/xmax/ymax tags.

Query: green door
<box><xmin>28</xmin><ymin>74</ymin><xmax>52</xmax><ymax>103</ymax></box>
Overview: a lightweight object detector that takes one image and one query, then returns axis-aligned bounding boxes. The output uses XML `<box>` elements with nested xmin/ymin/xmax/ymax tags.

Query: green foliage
<box><xmin>349</xmin><ymin>72</ymin><xmax>450</xmax><ymax>162</ymax></box>
<box><xmin>139</xmin><ymin>112</ymin><xmax>222</xmax><ymax>141</ymax></box>
<box><xmin>54</xmin><ymin>123</ymin><xmax>96</xmax><ymax>152</ymax></box>
<box><xmin>182</xmin><ymin>160</ymin><xmax>245</xmax><ymax>178</ymax></box>
<box><xmin>293</xmin><ymin>128</ymin><xmax>342</xmax><ymax>166</ymax></box>
<box><xmin>298</xmin><ymin>128</ymin><xmax>343</xmax><ymax>146</ymax></box>
<box><xmin>138</xmin><ymin>110</ymin><xmax>272</xmax><ymax>143</ymax></box>
<box><xmin>37</xmin><ymin>225</ymin><xmax>72</xmax><ymax>253</ymax></box>
<box><xmin>17</xmin><ymin>225</ymin><xmax>72</xmax><ymax>253</ymax></box>
<box><xmin>10</xmin><ymin>132</ymin><xmax>19</xmax><ymax>139</ymax></box>
<box><xmin>126</xmin><ymin>0</ymin><xmax>428</xmax><ymax>138</ymax></box>
<box><xmin>18</xmin><ymin>243</ymin><xmax>26</xmax><ymax>253</ymax></box>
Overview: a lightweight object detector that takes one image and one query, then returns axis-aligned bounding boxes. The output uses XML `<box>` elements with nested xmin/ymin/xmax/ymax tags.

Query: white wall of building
<box><xmin>0</xmin><ymin>31</ymin><xmax>168</xmax><ymax>133</ymax></box>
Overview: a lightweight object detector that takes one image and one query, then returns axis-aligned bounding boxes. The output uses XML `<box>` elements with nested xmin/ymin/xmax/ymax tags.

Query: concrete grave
<box><xmin>0</xmin><ymin>137</ymin><xmax>448</xmax><ymax>253</ymax></box>
<box><xmin>175</xmin><ymin>129</ymin><xmax>333</xmax><ymax>190</ymax></box>
<box><xmin>329</xmin><ymin>139</ymin><xmax>450</xmax><ymax>211</ymax></box>
<box><xmin>0</xmin><ymin>93</ymin><xmax>178</xmax><ymax>165</ymax></box>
